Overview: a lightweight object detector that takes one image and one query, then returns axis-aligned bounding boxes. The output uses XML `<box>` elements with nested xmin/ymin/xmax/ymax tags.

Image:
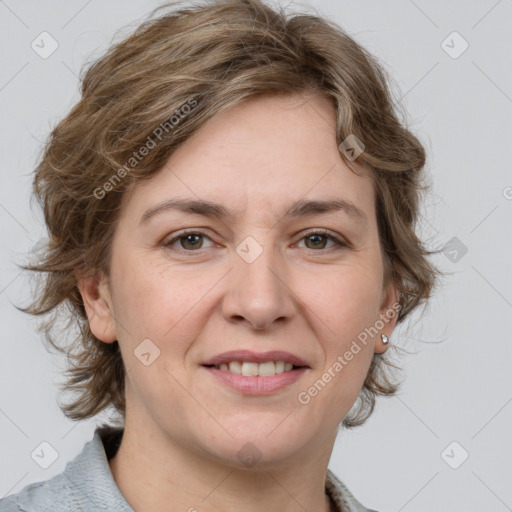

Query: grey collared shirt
<box><xmin>0</xmin><ymin>425</ymin><xmax>378</xmax><ymax>512</ymax></box>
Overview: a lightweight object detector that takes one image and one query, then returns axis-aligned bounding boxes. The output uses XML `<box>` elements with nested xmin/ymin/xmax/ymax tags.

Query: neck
<box><xmin>108</xmin><ymin>420</ymin><xmax>339</xmax><ymax>512</ymax></box>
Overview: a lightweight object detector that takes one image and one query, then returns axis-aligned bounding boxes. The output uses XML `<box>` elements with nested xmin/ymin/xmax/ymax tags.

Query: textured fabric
<box><xmin>0</xmin><ymin>425</ymin><xmax>378</xmax><ymax>512</ymax></box>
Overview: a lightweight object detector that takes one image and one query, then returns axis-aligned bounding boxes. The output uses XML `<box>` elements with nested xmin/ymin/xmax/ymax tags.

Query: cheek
<box><xmin>313</xmin><ymin>274</ymin><xmax>380</xmax><ymax>410</ymax></box>
<box><xmin>295</xmin><ymin>268</ymin><xmax>381</xmax><ymax>422</ymax></box>
<box><xmin>109</xmin><ymin>253</ymin><xmax>184</xmax><ymax>341</ymax></box>
<box><xmin>110</xmin><ymin>252</ymin><xmax>219</xmax><ymax>355</ymax></box>
<box><xmin>311</xmin><ymin>264</ymin><xmax>383</xmax><ymax>345</ymax></box>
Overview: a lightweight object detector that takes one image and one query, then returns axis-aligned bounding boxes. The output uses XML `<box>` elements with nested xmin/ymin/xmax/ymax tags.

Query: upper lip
<box><xmin>202</xmin><ymin>350</ymin><xmax>310</xmax><ymax>367</ymax></box>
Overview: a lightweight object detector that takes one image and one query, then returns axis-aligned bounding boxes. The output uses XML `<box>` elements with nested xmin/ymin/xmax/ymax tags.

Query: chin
<box><xmin>201</xmin><ymin>420</ymin><xmax>310</xmax><ymax>467</ymax></box>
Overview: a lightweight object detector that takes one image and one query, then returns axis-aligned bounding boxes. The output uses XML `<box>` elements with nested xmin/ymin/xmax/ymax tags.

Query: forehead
<box><xmin>120</xmin><ymin>93</ymin><xmax>375</xmax><ymax>226</ymax></box>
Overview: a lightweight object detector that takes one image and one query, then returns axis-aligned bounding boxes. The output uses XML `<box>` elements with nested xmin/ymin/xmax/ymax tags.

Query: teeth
<box><xmin>241</xmin><ymin>362</ymin><xmax>259</xmax><ymax>376</ymax></box>
<box><xmin>228</xmin><ymin>361</ymin><xmax>242</xmax><ymax>374</ymax></box>
<box><xmin>257</xmin><ymin>361</ymin><xmax>275</xmax><ymax>377</ymax></box>
<box><xmin>214</xmin><ymin>360</ymin><xmax>298</xmax><ymax>376</ymax></box>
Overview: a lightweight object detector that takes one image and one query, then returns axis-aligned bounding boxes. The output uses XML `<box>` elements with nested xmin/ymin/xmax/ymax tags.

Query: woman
<box><xmin>0</xmin><ymin>0</ymin><xmax>440</xmax><ymax>511</ymax></box>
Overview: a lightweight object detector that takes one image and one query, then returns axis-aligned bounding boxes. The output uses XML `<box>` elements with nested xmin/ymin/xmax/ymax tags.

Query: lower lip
<box><xmin>202</xmin><ymin>366</ymin><xmax>308</xmax><ymax>395</ymax></box>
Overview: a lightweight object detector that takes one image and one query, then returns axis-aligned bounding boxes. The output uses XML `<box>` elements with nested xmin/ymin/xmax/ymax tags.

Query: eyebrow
<box><xmin>139</xmin><ymin>197</ymin><xmax>367</xmax><ymax>226</ymax></box>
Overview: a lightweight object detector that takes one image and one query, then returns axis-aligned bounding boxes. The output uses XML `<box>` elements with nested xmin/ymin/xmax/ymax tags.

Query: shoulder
<box><xmin>0</xmin><ymin>425</ymin><xmax>130</xmax><ymax>512</ymax></box>
<box><xmin>0</xmin><ymin>474</ymin><xmax>77</xmax><ymax>512</ymax></box>
<box><xmin>325</xmin><ymin>468</ymin><xmax>381</xmax><ymax>512</ymax></box>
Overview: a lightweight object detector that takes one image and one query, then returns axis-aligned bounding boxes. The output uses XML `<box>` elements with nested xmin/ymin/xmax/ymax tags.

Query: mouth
<box><xmin>200</xmin><ymin>350</ymin><xmax>310</xmax><ymax>394</ymax></box>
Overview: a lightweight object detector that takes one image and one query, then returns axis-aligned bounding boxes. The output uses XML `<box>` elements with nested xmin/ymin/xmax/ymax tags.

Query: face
<box><xmin>80</xmin><ymin>92</ymin><xmax>398</xmax><ymax>469</ymax></box>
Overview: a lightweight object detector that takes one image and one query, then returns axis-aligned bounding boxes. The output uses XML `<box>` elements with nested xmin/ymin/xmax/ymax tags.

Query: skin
<box><xmin>78</xmin><ymin>92</ymin><xmax>399</xmax><ymax>512</ymax></box>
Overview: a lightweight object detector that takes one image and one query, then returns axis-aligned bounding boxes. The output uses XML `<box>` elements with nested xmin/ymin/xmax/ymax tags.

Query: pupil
<box><xmin>308</xmin><ymin>234</ymin><xmax>325</xmax><ymax>249</ymax></box>
<box><xmin>184</xmin><ymin>234</ymin><xmax>201</xmax><ymax>249</ymax></box>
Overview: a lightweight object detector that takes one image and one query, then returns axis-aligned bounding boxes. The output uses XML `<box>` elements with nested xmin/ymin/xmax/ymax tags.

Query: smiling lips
<box><xmin>201</xmin><ymin>349</ymin><xmax>310</xmax><ymax>394</ymax></box>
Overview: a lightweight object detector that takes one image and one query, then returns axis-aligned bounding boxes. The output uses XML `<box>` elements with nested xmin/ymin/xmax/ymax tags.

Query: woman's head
<box><xmin>21</xmin><ymin>0</ymin><xmax>439</xmax><ymax>437</ymax></box>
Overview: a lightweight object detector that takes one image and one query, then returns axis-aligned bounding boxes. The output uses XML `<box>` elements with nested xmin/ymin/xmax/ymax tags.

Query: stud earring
<box><xmin>381</xmin><ymin>334</ymin><xmax>388</xmax><ymax>344</ymax></box>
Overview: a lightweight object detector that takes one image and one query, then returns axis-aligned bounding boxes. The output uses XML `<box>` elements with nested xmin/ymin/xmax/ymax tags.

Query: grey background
<box><xmin>1</xmin><ymin>0</ymin><xmax>511</xmax><ymax>511</ymax></box>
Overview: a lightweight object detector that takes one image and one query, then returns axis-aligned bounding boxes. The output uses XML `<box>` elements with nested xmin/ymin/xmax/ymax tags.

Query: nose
<box><xmin>221</xmin><ymin>242</ymin><xmax>296</xmax><ymax>331</ymax></box>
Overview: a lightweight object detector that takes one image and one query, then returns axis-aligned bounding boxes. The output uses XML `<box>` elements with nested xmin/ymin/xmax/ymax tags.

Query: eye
<box><xmin>297</xmin><ymin>230</ymin><xmax>348</xmax><ymax>250</ymax></box>
<box><xmin>163</xmin><ymin>229</ymin><xmax>349</xmax><ymax>253</ymax></box>
<box><xmin>164</xmin><ymin>231</ymin><xmax>215</xmax><ymax>251</ymax></box>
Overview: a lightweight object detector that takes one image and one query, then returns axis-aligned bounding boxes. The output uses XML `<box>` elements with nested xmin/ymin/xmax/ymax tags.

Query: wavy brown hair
<box><xmin>18</xmin><ymin>0</ymin><xmax>442</xmax><ymax>428</ymax></box>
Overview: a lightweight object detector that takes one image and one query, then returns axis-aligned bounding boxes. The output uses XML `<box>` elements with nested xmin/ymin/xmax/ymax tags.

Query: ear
<box><xmin>75</xmin><ymin>269</ymin><xmax>117</xmax><ymax>343</ymax></box>
<box><xmin>374</xmin><ymin>277</ymin><xmax>401</xmax><ymax>354</ymax></box>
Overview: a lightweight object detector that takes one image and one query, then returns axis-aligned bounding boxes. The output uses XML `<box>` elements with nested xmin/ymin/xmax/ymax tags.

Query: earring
<box><xmin>381</xmin><ymin>334</ymin><xmax>389</xmax><ymax>344</ymax></box>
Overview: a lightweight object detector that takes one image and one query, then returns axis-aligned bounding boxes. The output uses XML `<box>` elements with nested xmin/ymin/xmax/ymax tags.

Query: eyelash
<box><xmin>163</xmin><ymin>229</ymin><xmax>349</xmax><ymax>253</ymax></box>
